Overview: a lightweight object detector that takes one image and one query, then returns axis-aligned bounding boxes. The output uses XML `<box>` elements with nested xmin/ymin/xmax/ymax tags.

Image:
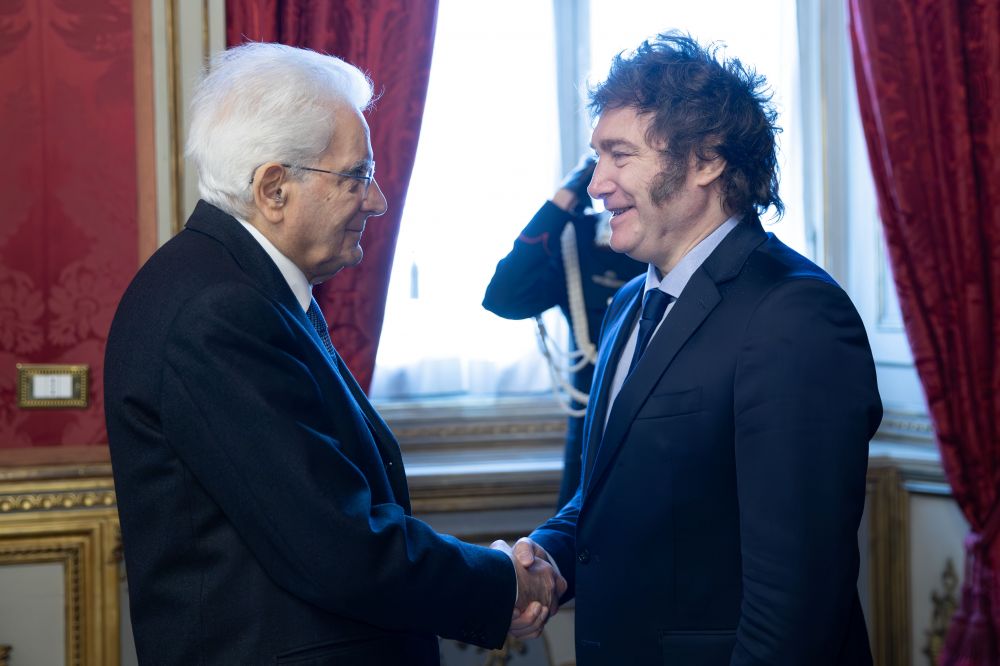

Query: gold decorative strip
<box><xmin>165</xmin><ymin>0</ymin><xmax>184</xmax><ymax>236</ymax></box>
<box><xmin>0</xmin><ymin>510</ymin><xmax>122</xmax><ymax>665</ymax></box>
<box><xmin>0</xmin><ymin>490</ymin><xmax>117</xmax><ymax>513</ymax></box>
<box><xmin>395</xmin><ymin>421</ymin><xmax>565</xmax><ymax>439</ymax></box>
<box><xmin>0</xmin><ymin>644</ymin><xmax>10</xmax><ymax>666</ymax></box>
<box><xmin>0</xmin><ymin>462</ymin><xmax>113</xmax><ymax>484</ymax></box>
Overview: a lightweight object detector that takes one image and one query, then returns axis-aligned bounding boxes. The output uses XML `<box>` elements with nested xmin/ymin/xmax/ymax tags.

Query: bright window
<box><xmin>371</xmin><ymin>0</ymin><xmax>563</xmax><ymax>399</ymax></box>
<box><xmin>373</xmin><ymin>0</ymin><xmax>806</xmax><ymax>401</ymax></box>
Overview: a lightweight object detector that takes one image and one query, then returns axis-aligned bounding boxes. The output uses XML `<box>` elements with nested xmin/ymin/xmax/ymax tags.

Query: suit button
<box><xmin>578</xmin><ymin>548</ymin><xmax>590</xmax><ymax>564</ymax></box>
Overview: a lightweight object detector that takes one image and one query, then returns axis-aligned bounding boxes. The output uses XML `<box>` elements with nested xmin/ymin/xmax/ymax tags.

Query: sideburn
<box><xmin>649</xmin><ymin>157</ymin><xmax>687</xmax><ymax>206</ymax></box>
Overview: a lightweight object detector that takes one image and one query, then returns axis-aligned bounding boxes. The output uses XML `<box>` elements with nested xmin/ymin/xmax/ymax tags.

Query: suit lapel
<box><xmin>186</xmin><ymin>201</ymin><xmax>302</xmax><ymax>314</ymax></box>
<box><xmin>584</xmin><ymin>216</ymin><xmax>770</xmax><ymax>496</ymax></box>
<box><xmin>330</xmin><ymin>350</ymin><xmax>411</xmax><ymax>513</ymax></box>
<box><xmin>186</xmin><ymin>201</ymin><xmax>411</xmax><ymax>511</ymax></box>
<box><xmin>297</xmin><ymin>309</ymin><xmax>410</xmax><ymax>510</ymax></box>
<box><xmin>588</xmin><ymin>270</ymin><xmax>721</xmax><ymax>492</ymax></box>
<box><xmin>582</xmin><ymin>280</ymin><xmax>643</xmax><ymax>494</ymax></box>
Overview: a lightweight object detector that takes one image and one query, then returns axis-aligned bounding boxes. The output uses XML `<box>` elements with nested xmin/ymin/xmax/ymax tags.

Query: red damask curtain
<box><xmin>226</xmin><ymin>0</ymin><xmax>438</xmax><ymax>392</ymax></box>
<box><xmin>849</xmin><ymin>0</ymin><xmax>1000</xmax><ymax>662</ymax></box>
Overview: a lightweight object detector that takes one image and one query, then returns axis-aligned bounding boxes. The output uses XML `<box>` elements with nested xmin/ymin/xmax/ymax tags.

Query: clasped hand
<box><xmin>491</xmin><ymin>537</ymin><xmax>567</xmax><ymax>639</ymax></box>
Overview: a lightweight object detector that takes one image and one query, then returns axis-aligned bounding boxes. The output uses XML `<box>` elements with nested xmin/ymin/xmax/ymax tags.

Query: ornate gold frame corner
<box><xmin>0</xmin><ymin>474</ymin><xmax>121</xmax><ymax>666</ymax></box>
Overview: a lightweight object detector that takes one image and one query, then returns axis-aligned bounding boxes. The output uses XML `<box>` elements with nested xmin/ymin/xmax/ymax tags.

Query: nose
<box><xmin>363</xmin><ymin>179</ymin><xmax>388</xmax><ymax>217</ymax></box>
<box><xmin>587</xmin><ymin>158</ymin><xmax>611</xmax><ymax>201</ymax></box>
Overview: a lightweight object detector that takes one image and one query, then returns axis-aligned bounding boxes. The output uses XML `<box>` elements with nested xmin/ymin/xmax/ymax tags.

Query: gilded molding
<box><xmin>383</xmin><ymin>402</ymin><xmax>568</xmax><ymax>458</ymax></box>
<box><xmin>0</xmin><ymin>473</ymin><xmax>117</xmax><ymax>514</ymax></box>
<box><xmin>0</xmin><ymin>645</ymin><xmax>9</xmax><ymax>666</ymax></box>
<box><xmin>1</xmin><ymin>469</ymin><xmax>122</xmax><ymax>666</ymax></box>
<box><xmin>876</xmin><ymin>409</ymin><xmax>935</xmax><ymax>444</ymax></box>
<box><xmin>0</xmin><ymin>490</ymin><xmax>116</xmax><ymax>513</ymax></box>
<box><xmin>867</xmin><ymin>466</ymin><xmax>911</xmax><ymax>666</ymax></box>
<box><xmin>394</xmin><ymin>419</ymin><xmax>565</xmax><ymax>443</ymax></box>
<box><xmin>165</xmin><ymin>0</ymin><xmax>184</xmax><ymax>236</ymax></box>
<box><xmin>0</xmin><ymin>462</ymin><xmax>112</xmax><ymax>483</ymax></box>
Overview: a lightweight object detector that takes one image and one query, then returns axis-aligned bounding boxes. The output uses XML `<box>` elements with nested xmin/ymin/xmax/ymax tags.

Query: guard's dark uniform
<box><xmin>483</xmin><ymin>202</ymin><xmax>645</xmax><ymax>507</ymax></box>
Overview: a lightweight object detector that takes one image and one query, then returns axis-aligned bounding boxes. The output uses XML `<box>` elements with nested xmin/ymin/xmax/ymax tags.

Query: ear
<box><xmin>250</xmin><ymin>162</ymin><xmax>289</xmax><ymax>223</ymax></box>
<box><xmin>692</xmin><ymin>153</ymin><xmax>726</xmax><ymax>188</ymax></box>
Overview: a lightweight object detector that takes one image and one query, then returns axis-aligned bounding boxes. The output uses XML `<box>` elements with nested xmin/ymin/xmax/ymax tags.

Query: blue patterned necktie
<box><xmin>307</xmin><ymin>298</ymin><xmax>337</xmax><ymax>358</ymax></box>
<box><xmin>626</xmin><ymin>289</ymin><xmax>672</xmax><ymax>376</ymax></box>
<box><xmin>307</xmin><ymin>298</ymin><xmax>387</xmax><ymax>463</ymax></box>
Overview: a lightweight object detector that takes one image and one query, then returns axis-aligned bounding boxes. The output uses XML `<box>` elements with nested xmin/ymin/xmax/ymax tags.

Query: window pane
<box><xmin>372</xmin><ymin>0</ymin><xmax>563</xmax><ymax>400</ymax></box>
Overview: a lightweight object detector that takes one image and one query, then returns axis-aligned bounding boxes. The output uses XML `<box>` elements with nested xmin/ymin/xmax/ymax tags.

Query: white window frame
<box><xmin>797</xmin><ymin>0</ymin><xmax>932</xmax><ymax>446</ymax></box>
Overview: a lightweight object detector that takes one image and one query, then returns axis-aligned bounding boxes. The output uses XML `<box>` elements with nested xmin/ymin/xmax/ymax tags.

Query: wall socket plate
<box><xmin>15</xmin><ymin>364</ymin><xmax>89</xmax><ymax>409</ymax></box>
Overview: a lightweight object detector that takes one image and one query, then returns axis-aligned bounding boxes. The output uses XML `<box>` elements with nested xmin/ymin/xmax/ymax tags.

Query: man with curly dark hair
<box><xmin>503</xmin><ymin>32</ymin><xmax>881</xmax><ymax>664</ymax></box>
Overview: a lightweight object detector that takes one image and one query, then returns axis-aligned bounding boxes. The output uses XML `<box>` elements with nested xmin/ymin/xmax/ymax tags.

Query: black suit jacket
<box><xmin>105</xmin><ymin>201</ymin><xmax>514</xmax><ymax>665</ymax></box>
<box><xmin>531</xmin><ymin>217</ymin><xmax>882</xmax><ymax>665</ymax></box>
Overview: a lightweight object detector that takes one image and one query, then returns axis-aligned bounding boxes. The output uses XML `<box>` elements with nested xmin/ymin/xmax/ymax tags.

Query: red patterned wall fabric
<box><xmin>849</xmin><ymin>0</ymin><xmax>1000</xmax><ymax>661</ymax></box>
<box><xmin>226</xmin><ymin>0</ymin><xmax>438</xmax><ymax>392</ymax></box>
<box><xmin>0</xmin><ymin>0</ymin><xmax>137</xmax><ymax>448</ymax></box>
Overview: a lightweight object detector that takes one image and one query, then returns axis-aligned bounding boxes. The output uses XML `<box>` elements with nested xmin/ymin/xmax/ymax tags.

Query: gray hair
<box><xmin>185</xmin><ymin>42</ymin><xmax>374</xmax><ymax>219</ymax></box>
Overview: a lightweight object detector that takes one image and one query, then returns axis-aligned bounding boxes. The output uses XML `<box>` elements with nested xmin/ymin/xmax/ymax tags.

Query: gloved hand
<box><xmin>556</xmin><ymin>153</ymin><xmax>597</xmax><ymax>215</ymax></box>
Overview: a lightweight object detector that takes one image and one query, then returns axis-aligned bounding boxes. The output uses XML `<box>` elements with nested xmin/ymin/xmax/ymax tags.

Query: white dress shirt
<box><xmin>603</xmin><ymin>215</ymin><xmax>740</xmax><ymax>433</ymax></box>
<box><xmin>238</xmin><ymin>219</ymin><xmax>313</xmax><ymax>312</ymax></box>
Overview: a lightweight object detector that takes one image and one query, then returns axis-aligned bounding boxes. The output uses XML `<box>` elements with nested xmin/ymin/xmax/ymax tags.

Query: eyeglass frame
<box><xmin>248</xmin><ymin>162</ymin><xmax>376</xmax><ymax>198</ymax></box>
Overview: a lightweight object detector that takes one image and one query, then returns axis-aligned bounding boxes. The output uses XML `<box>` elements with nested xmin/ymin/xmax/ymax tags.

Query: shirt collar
<box><xmin>237</xmin><ymin>218</ymin><xmax>313</xmax><ymax>312</ymax></box>
<box><xmin>644</xmin><ymin>215</ymin><xmax>741</xmax><ymax>299</ymax></box>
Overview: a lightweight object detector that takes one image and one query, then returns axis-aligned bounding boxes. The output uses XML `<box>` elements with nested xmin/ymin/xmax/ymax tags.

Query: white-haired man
<box><xmin>105</xmin><ymin>43</ymin><xmax>563</xmax><ymax>665</ymax></box>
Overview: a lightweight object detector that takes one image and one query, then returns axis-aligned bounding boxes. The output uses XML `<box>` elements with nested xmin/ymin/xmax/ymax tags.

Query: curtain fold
<box><xmin>848</xmin><ymin>0</ymin><xmax>1000</xmax><ymax>662</ymax></box>
<box><xmin>226</xmin><ymin>0</ymin><xmax>439</xmax><ymax>392</ymax></box>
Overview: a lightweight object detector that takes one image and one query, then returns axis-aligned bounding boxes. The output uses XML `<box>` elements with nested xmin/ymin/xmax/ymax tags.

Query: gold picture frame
<box><xmin>0</xmin><ymin>463</ymin><xmax>121</xmax><ymax>666</ymax></box>
<box><xmin>15</xmin><ymin>364</ymin><xmax>89</xmax><ymax>409</ymax></box>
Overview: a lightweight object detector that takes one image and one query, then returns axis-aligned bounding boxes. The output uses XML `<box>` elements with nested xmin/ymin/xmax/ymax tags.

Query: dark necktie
<box><xmin>626</xmin><ymin>289</ymin><xmax>672</xmax><ymax>376</ymax></box>
<box><xmin>307</xmin><ymin>298</ymin><xmax>337</xmax><ymax>358</ymax></box>
<box><xmin>307</xmin><ymin>298</ymin><xmax>397</xmax><ymax>492</ymax></box>
<box><xmin>306</xmin><ymin>297</ymin><xmax>382</xmax><ymax>442</ymax></box>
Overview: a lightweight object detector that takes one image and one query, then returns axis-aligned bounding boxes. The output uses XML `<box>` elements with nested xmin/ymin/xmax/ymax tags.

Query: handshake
<box><xmin>491</xmin><ymin>537</ymin><xmax>568</xmax><ymax>640</ymax></box>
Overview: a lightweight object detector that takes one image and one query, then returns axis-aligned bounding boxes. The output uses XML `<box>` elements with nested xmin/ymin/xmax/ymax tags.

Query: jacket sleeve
<box><xmin>528</xmin><ymin>487</ymin><xmax>582</xmax><ymax>602</ymax></box>
<box><xmin>482</xmin><ymin>201</ymin><xmax>577</xmax><ymax>319</ymax></box>
<box><xmin>161</xmin><ymin>283</ymin><xmax>516</xmax><ymax>648</ymax></box>
<box><xmin>731</xmin><ymin>278</ymin><xmax>882</xmax><ymax>664</ymax></box>
<box><xmin>526</xmin><ymin>276</ymin><xmax>646</xmax><ymax>604</ymax></box>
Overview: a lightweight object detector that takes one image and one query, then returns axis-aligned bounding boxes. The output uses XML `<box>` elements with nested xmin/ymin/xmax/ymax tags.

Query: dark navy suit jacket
<box><xmin>531</xmin><ymin>217</ymin><xmax>882</xmax><ymax>665</ymax></box>
<box><xmin>483</xmin><ymin>202</ymin><xmax>644</xmax><ymax>506</ymax></box>
<box><xmin>105</xmin><ymin>201</ymin><xmax>514</xmax><ymax>665</ymax></box>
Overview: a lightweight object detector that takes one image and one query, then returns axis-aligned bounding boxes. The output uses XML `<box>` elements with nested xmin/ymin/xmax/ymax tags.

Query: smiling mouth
<box><xmin>608</xmin><ymin>206</ymin><xmax>634</xmax><ymax>218</ymax></box>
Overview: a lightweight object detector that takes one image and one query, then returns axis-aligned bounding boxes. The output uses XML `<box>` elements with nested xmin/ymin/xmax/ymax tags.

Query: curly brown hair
<box><xmin>590</xmin><ymin>31</ymin><xmax>783</xmax><ymax>219</ymax></box>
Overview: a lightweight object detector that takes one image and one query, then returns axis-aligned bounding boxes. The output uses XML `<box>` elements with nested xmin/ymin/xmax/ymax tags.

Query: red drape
<box><xmin>849</xmin><ymin>1</ymin><xmax>1000</xmax><ymax>662</ymax></box>
<box><xmin>226</xmin><ymin>0</ymin><xmax>438</xmax><ymax>392</ymax></box>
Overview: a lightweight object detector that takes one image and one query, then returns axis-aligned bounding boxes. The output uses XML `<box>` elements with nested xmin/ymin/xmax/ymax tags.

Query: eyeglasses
<box><xmin>281</xmin><ymin>162</ymin><xmax>376</xmax><ymax>198</ymax></box>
